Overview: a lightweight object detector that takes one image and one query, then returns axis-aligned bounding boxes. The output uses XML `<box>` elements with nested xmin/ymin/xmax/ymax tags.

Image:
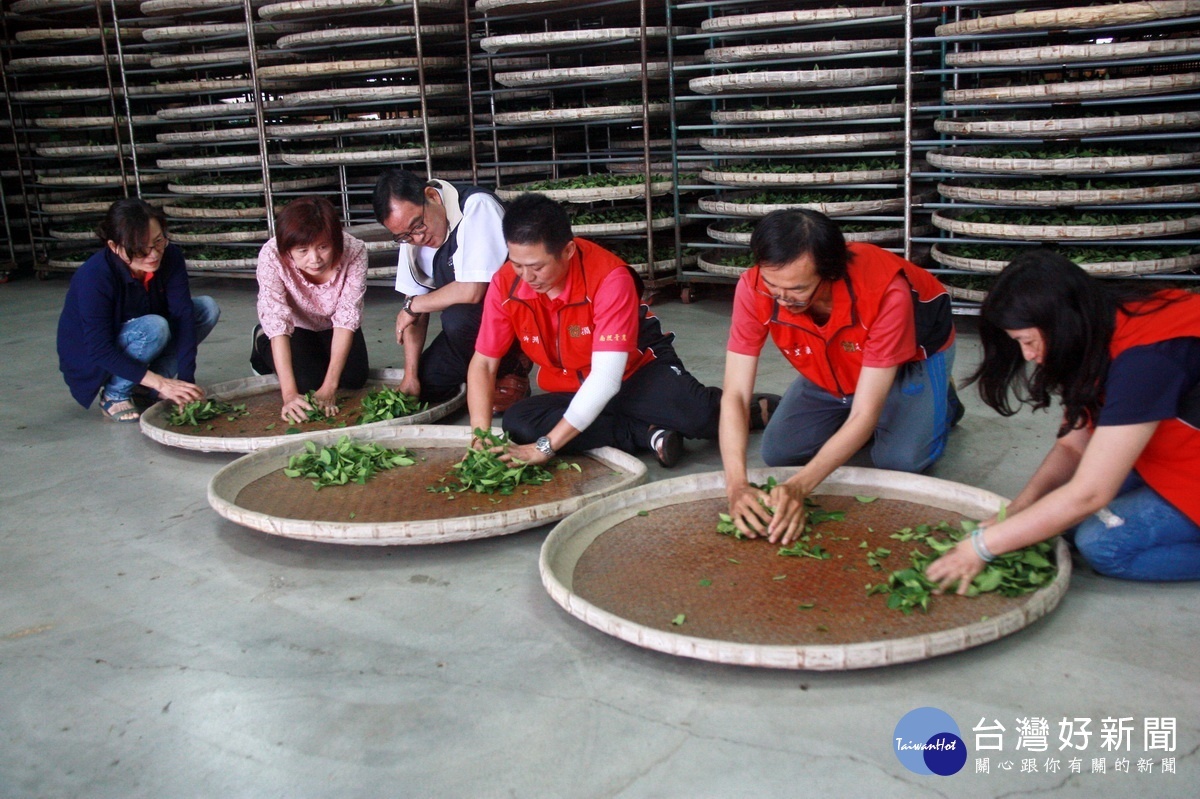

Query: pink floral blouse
<box><xmin>256</xmin><ymin>231</ymin><xmax>368</xmax><ymax>339</ymax></box>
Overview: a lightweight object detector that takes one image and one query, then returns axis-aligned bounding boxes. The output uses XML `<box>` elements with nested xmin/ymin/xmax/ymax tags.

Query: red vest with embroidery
<box><xmin>745</xmin><ymin>243</ymin><xmax>954</xmax><ymax>397</ymax></box>
<box><xmin>1108</xmin><ymin>291</ymin><xmax>1200</xmax><ymax>524</ymax></box>
<box><xmin>497</xmin><ymin>238</ymin><xmax>657</xmax><ymax>393</ymax></box>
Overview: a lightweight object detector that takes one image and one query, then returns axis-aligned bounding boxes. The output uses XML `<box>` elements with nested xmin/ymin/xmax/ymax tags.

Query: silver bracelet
<box><xmin>971</xmin><ymin>526</ymin><xmax>997</xmax><ymax>563</ymax></box>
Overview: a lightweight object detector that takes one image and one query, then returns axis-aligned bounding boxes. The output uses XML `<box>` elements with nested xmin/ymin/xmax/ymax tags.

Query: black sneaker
<box><xmin>949</xmin><ymin>384</ymin><xmax>965</xmax><ymax>427</ymax></box>
<box><xmin>648</xmin><ymin>426</ymin><xmax>683</xmax><ymax>468</ymax></box>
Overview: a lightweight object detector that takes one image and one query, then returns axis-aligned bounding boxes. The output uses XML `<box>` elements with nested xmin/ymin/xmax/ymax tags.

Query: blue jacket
<box><xmin>57</xmin><ymin>244</ymin><xmax>198</xmax><ymax>408</ymax></box>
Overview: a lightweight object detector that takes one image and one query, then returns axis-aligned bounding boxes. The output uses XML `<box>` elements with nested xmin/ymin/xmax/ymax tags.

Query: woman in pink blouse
<box><xmin>251</xmin><ymin>197</ymin><xmax>369</xmax><ymax>423</ymax></box>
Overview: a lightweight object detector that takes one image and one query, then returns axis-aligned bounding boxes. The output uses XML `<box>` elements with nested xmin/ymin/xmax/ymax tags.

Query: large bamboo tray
<box><xmin>944</xmin><ymin>37</ymin><xmax>1200</xmax><ymax>67</ymax></box>
<box><xmin>934</xmin><ymin>111</ymin><xmax>1200</xmax><ymax>138</ymax></box>
<box><xmin>14</xmin><ymin>0</ymin><xmax>139</xmax><ymax>10</ymax></box>
<box><xmin>12</xmin><ymin>87</ymin><xmax>154</xmax><ymax>101</ymax></box>
<box><xmin>171</xmin><ymin>227</ymin><xmax>269</xmax><ymax>244</ymax></box>
<box><xmin>930</xmin><ymin>244</ymin><xmax>1200</xmax><ymax>277</ymax></box>
<box><xmin>481</xmin><ymin>27</ymin><xmax>680</xmax><ymax>52</ymax></box>
<box><xmin>34</xmin><ymin>114</ymin><xmax>157</xmax><ymax>129</ymax></box>
<box><xmin>141</xmin><ymin>0</ymin><xmax>273</xmax><ymax>14</ymax></box>
<box><xmin>700</xmin><ymin>191</ymin><xmax>918</xmax><ymax>218</ymax></box>
<box><xmin>927</xmin><ymin>147</ymin><xmax>1200</xmax><ymax>176</ymax></box>
<box><xmin>277</xmin><ymin>25</ymin><xmax>464</xmax><ymax>48</ymax></box>
<box><xmin>493</xmin><ymin>103</ymin><xmax>671</xmax><ymax>126</ymax></box>
<box><xmin>37</xmin><ymin>143</ymin><xmax>170</xmax><ymax>157</ymax></box>
<box><xmin>700</xmin><ymin>7</ymin><xmax>907</xmax><ymax>32</ymax></box>
<box><xmin>207</xmin><ymin>425</ymin><xmax>646</xmax><ymax>545</ymax></box>
<box><xmin>167</xmin><ymin>175</ymin><xmax>336</xmax><ymax>195</ymax></box>
<box><xmin>163</xmin><ymin>203</ymin><xmax>278</xmax><ymax>220</ymax></box>
<box><xmin>711</xmin><ymin>102</ymin><xmax>906</xmax><ymax>124</ymax></box>
<box><xmin>279</xmin><ymin>142</ymin><xmax>471</xmax><ymax>166</ymax></box>
<box><xmin>267</xmin><ymin>116</ymin><xmax>464</xmax><ymax>139</ymax></box>
<box><xmin>937</xmin><ymin>180</ymin><xmax>1200</xmax><ymax>207</ymax></box>
<box><xmin>141</xmin><ymin>23</ymin><xmax>303</xmax><ymax>42</ymax></box>
<box><xmin>496</xmin><ymin>61</ymin><xmax>676</xmax><ymax>87</ymax></box>
<box><xmin>259</xmin><ymin>0</ymin><xmax>458</xmax><ymax>20</ymax></box>
<box><xmin>696</xmin><ymin>252</ymin><xmax>750</xmax><ymax>278</ymax></box>
<box><xmin>156</xmin><ymin>102</ymin><xmax>275</xmax><ymax>121</ymax></box>
<box><xmin>571</xmin><ymin>217</ymin><xmax>675</xmax><ymax>236</ymax></box>
<box><xmin>276</xmin><ymin>83</ymin><xmax>465</xmax><ymax>106</ymax></box>
<box><xmin>701</xmin><ymin>165</ymin><xmax>906</xmax><ymax>188</ymax></box>
<box><xmin>6</xmin><ymin>54</ymin><xmax>152</xmax><ymax>70</ymax></box>
<box><xmin>699</xmin><ymin>130</ymin><xmax>911</xmax><ymax>154</ymax></box>
<box><xmin>707</xmin><ymin>221</ymin><xmax>929</xmax><ymax>246</ymax></box>
<box><xmin>257</xmin><ymin>57</ymin><xmax>458</xmax><ymax>81</ymax></box>
<box><xmin>931</xmin><ymin>209</ymin><xmax>1200</xmax><ymax>241</ymax></box>
<box><xmin>943</xmin><ymin>73</ymin><xmax>1200</xmax><ymax>105</ymax></box>
<box><xmin>157</xmin><ymin>154</ymin><xmax>281</xmax><ymax>169</ymax></box>
<box><xmin>541</xmin><ymin>466</ymin><xmax>1070</xmax><ymax>670</ymax></box>
<box><xmin>705</xmin><ymin>38</ymin><xmax>901</xmax><ymax>64</ymax></box>
<box><xmin>16</xmin><ymin>26</ymin><xmax>145</xmax><ymax>42</ymax></box>
<box><xmin>690</xmin><ymin>67</ymin><xmax>902</xmax><ymax>95</ymax></box>
<box><xmin>494</xmin><ymin>180</ymin><xmax>673</xmax><ymax>203</ymax></box>
<box><xmin>150</xmin><ymin>49</ymin><xmax>296</xmax><ymax>69</ymax></box>
<box><xmin>140</xmin><ymin>370</ymin><xmax>465</xmax><ymax>453</ymax></box>
<box><xmin>185</xmin><ymin>256</ymin><xmax>259</xmax><ymax>272</ymax></box>
<box><xmin>935</xmin><ymin>1</ymin><xmax>1200</xmax><ymax>37</ymax></box>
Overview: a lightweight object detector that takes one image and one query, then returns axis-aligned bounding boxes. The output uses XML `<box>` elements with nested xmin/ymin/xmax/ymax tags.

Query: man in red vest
<box><xmin>721</xmin><ymin>209</ymin><xmax>960</xmax><ymax>543</ymax></box>
<box><xmin>467</xmin><ymin>193</ymin><xmax>723</xmax><ymax>467</ymax></box>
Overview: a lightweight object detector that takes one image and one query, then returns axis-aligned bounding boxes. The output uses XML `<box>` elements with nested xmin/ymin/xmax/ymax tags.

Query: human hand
<box><xmin>396</xmin><ymin>309</ymin><xmax>417</xmax><ymax>344</ymax></box>
<box><xmin>766</xmin><ymin>482</ymin><xmax>809</xmax><ymax>545</ymax></box>
<box><xmin>280</xmin><ymin>393</ymin><xmax>313</xmax><ymax>424</ymax></box>
<box><xmin>499</xmin><ymin>442</ymin><xmax>551</xmax><ymax>466</ymax></box>
<box><xmin>726</xmin><ymin>483</ymin><xmax>773</xmax><ymax>538</ymax></box>
<box><xmin>925</xmin><ymin>539</ymin><xmax>986</xmax><ymax>596</ymax></box>
<box><xmin>154</xmin><ymin>377</ymin><xmax>205</xmax><ymax>406</ymax></box>
<box><xmin>399</xmin><ymin>373</ymin><xmax>421</xmax><ymax>400</ymax></box>
<box><xmin>312</xmin><ymin>385</ymin><xmax>340</xmax><ymax>417</ymax></box>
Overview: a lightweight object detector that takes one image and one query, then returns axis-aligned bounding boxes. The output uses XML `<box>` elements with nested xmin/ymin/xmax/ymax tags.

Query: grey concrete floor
<box><xmin>1</xmin><ymin>276</ymin><xmax>1197</xmax><ymax>798</ymax></box>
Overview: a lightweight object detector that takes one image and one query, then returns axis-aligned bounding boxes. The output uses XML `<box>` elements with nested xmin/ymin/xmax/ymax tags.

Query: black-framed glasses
<box><xmin>391</xmin><ymin>201</ymin><xmax>428</xmax><ymax>244</ymax></box>
<box><xmin>128</xmin><ymin>234</ymin><xmax>170</xmax><ymax>260</ymax></box>
<box><xmin>753</xmin><ymin>271</ymin><xmax>823</xmax><ymax>310</ymax></box>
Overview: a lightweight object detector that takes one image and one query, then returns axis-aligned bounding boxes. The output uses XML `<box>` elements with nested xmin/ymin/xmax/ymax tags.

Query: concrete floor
<box><xmin>1</xmin><ymin>276</ymin><xmax>1196</xmax><ymax>798</ymax></box>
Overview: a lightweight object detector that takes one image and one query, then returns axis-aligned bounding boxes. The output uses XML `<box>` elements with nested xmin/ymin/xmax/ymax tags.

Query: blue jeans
<box><xmin>1073</xmin><ymin>472</ymin><xmax>1200</xmax><ymax>581</ymax></box>
<box><xmin>103</xmin><ymin>296</ymin><xmax>220</xmax><ymax>400</ymax></box>
<box><xmin>761</xmin><ymin>342</ymin><xmax>957</xmax><ymax>472</ymax></box>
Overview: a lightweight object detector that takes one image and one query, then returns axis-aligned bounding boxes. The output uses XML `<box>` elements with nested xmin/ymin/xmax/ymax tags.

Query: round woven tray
<box><xmin>48</xmin><ymin>228</ymin><xmax>98</xmax><ymax>241</ymax></box>
<box><xmin>541</xmin><ymin>466</ymin><xmax>1069</xmax><ymax>669</ymax></box>
<box><xmin>157</xmin><ymin>127</ymin><xmax>258</xmax><ymax>144</ymax></box>
<box><xmin>276</xmin><ymin>83</ymin><xmax>465</xmax><ymax>106</ymax></box>
<box><xmin>705</xmin><ymin>38</ymin><xmax>901</xmax><ymax>64</ymax></box>
<box><xmin>277</xmin><ymin>24</ymin><xmax>463</xmax><ymax>48</ymax></box>
<box><xmin>151</xmin><ymin>49</ymin><xmax>296</xmax><ymax>69</ymax></box>
<box><xmin>700</xmin><ymin>191</ymin><xmax>915</xmax><ymax>218</ymax></box>
<box><xmin>494</xmin><ymin>180</ymin><xmax>673</xmax><ymax>203</ymax></box>
<box><xmin>279</xmin><ymin>142</ymin><xmax>472</xmax><ymax>166</ymax></box>
<box><xmin>153</xmin><ymin>78</ymin><xmax>253</xmax><ymax>94</ymax></box>
<box><xmin>943</xmin><ymin>73</ymin><xmax>1200</xmax><ymax>105</ymax></box>
<box><xmin>934</xmin><ymin>110</ymin><xmax>1200</xmax><ymax>138</ymax></box>
<box><xmin>623</xmin><ymin>254</ymin><xmax>691</xmax><ymax>277</ymax></box>
<box><xmin>701</xmin><ymin>165</ymin><xmax>905</xmax><ymax>188</ymax></box>
<box><xmin>700</xmin><ymin>130</ymin><xmax>910</xmax><ymax>154</ymax></box>
<box><xmin>163</xmin><ymin>203</ymin><xmax>272</xmax><ymax>219</ymax></box>
<box><xmin>268</xmin><ymin>116</ymin><xmax>464</xmax><ymax>138</ymax></box>
<box><xmin>707</xmin><ymin>221</ymin><xmax>927</xmax><ymax>245</ymax></box>
<box><xmin>34</xmin><ymin>114</ymin><xmax>157</xmax><ymax>129</ymax></box>
<box><xmin>13</xmin><ymin>87</ymin><xmax>153</xmax><ymax>101</ymax></box>
<box><xmin>42</xmin><ymin>200</ymin><xmax>129</xmax><ymax>213</ymax></box>
<box><xmin>944</xmin><ymin>36</ymin><xmax>1200</xmax><ymax>67</ymax></box>
<box><xmin>481</xmin><ymin>26</ymin><xmax>682</xmax><ymax>53</ymax></box>
<box><xmin>156</xmin><ymin>154</ymin><xmax>280</xmax><ymax>169</ymax></box>
<box><xmin>141</xmin><ymin>0</ymin><xmax>272</xmax><ymax>14</ymax></box>
<box><xmin>259</xmin><ymin>0</ymin><xmax>457</xmax><ymax>20</ymax></box>
<box><xmin>935</xmin><ymin>1</ymin><xmax>1200</xmax><ymax>37</ymax></box>
<box><xmin>690</xmin><ymin>67</ymin><xmax>902</xmax><ymax>95</ymax></box>
<box><xmin>7</xmin><ymin>54</ymin><xmax>152</xmax><ymax>70</ymax></box>
<box><xmin>14</xmin><ymin>0</ymin><xmax>138</xmax><ymax>10</ymax></box>
<box><xmin>168</xmin><ymin>175</ymin><xmax>337</xmax><ymax>195</ymax></box>
<box><xmin>207</xmin><ymin>425</ymin><xmax>646</xmax><ymax>545</ymax></box>
<box><xmin>37</xmin><ymin>142</ymin><xmax>169</xmax><ymax>157</ymax></box>
<box><xmin>185</xmin><ymin>256</ymin><xmax>259</xmax><ymax>271</ymax></box>
<box><xmin>932</xmin><ymin>210</ymin><xmax>1200</xmax><ymax>241</ymax></box>
<box><xmin>257</xmin><ymin>56</ymin><xmax>457</xmax><ymax>80</ymax></box>
<box><xmin>39</xmin><ymin>173</ymin><xmax>172</xmax><ymax>187</ymax></box>
<box><xmin>937</xmin><ymin>180</ymin><xmax>1200</xmax><ymax>207</ymax></box>
<box><xmin>141</xmin><ymin>22</ymin><xmax>303</xmax><ymax>41</ymax></box>
<box><xmin>711</xmin><ymin>102</ymin><xmax>906</xmax><ymax>124</ymax></box>
<box><xmin>701</xmin><ymin>7</ymin><xmax>906</xmax><ymax>33</ymax></box>
<box><xmin>945</xmin><ymin>284</ymin><xmax>988</xmax><ymax>304</ymax></box>
<box><xmin>141</xmin><ymin>371</ymin><xmax>465</xmax><ymax>453</ymax></box>
<box><xmin>697</xmin><ymin>252</ymin><xmax>750</xmax><ymax>277</ymax></box>
<box><xmin>572</xmin><ymin>216</ymin><xmax>675</xmax><ymax>236</ymax></box>
<box><xmin>171</xmin><ymin>227</ymin><xmax>269</xmax><ymax>244</ymax></box>
<box><xmin>493</xmin><ymin>103</ymin><xmax>671</xmax><ymax>125</ymax></box>
<box><xmin>16</xmin><ymin>26</ymin><xmax>145</xmax><ymax>42</ymax></box>
<box><xmin>156</xmin><ymin>102</ymin><xmax>273</xmax><ymax>121</ymax></box>
<box><xmin>496</xmin><ymin>60</ymin><xmax>676</xmax><ymax>88</ymax></box>
<box><xmin>927</xmin><ymin>147</ymin><xmax>1200</xmax><ymax>176</ymax></box>
<box><xmin>930</xmin><ymin>243</ymin><xmax>1200</xmax><ymax>277</ymax></box>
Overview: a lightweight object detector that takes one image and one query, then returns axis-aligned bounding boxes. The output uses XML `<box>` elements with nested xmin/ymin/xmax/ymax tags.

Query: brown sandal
<box><xmin>99</xmin><ymin>393</ymin><xmax>141</xmax><ymax>423</ymax></box>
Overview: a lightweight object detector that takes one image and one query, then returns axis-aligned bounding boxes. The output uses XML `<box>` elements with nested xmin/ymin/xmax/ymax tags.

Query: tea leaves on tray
<box><xmin>358</xmin><ymin>386</ymin><xmax>427</xmax><ymax>424</ymax></box>
<box><xmin>283</xmin><ymin>435</ymin><xmax>416</xmax><ymax>490</ymax></box>
<box><xmin>303</xmin><ymin>390</ymin><xmax>339</xmax><ymax>423</ymax></box>
<box><xmin>167</xmin><ymin>399</ymin><xmax>249</xmax><ymax>427</ymax></box>
<box><xmin>426</xmin><ymin>428</ymin><xmax>559</xmax><ymax>496</ymax></box>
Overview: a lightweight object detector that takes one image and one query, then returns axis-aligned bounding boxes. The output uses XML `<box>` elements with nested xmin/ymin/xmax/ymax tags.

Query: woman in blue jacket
<box><xmin>57</xmin><ymin>199</ymin><xmax>220</xmax><ymax>421</ymax></box>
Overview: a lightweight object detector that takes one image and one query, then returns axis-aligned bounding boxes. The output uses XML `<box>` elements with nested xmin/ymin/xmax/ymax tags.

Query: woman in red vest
<box><xmin>928</xmin><ymin>250</ymin><xmax>1200</xmax><ymax>590</ymax></box>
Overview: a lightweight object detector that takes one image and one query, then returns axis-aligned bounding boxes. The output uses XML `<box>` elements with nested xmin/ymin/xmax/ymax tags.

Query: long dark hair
<box><xmin>968</xmin><ymin>249</ymin><xmax>1174</xmax><ymax>434</ymax></box>
<box><xmin>98</xmin><ymin>198</ymin><xmax>167</xmax><ymax>258</ymax></box>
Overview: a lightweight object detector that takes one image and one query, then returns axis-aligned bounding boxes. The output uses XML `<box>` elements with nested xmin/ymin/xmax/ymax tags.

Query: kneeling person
<box><xmin>467</xmin><ymin>193</ymin><xmax>721</xmax><ymax>467</ymax></box>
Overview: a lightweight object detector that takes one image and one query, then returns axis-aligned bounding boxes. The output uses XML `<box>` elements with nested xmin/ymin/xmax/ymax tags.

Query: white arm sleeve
<box><xmin>454</xmin><ymin>194</ymin><xmax>508</xmax><ymax>283</ymax></box>
<box><xmin>562</xmin><ymin>350</ymin><xmax>627</xmax><ymax>432</ymax></box>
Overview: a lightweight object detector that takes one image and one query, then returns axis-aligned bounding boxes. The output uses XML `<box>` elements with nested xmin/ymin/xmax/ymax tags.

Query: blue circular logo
<box><xmin>893</xmin><ymin>707</ymin><xmax>967</xmax><ymax>776</ymax></box>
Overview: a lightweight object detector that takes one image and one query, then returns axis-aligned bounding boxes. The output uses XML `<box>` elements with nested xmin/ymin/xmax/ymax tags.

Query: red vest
<box><xmin>1108</xmin><ymin>291</ymin><xmax>1200</xmax><ymax>524</ymax></box>
<box><xmin>746</xmin><ymin>243</ymin><xmax>954</xmax><ymax>397</ymax></box>
<box><xmin>497</xmin><ymin>238</ymin><xmax>657</xmax><ymax>393</ymax></box>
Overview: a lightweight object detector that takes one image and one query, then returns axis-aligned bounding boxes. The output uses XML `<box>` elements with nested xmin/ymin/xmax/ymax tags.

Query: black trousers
<box><xmin>502</xmin><ymin>357</ymin><xmax>722</xmax><ymax>455</ymax></box>
<box><xmin>418</xmin><ymin>301</ymin><xmax>524</xmax><ymax>404</ymax></box>
<box><xmin>251</xmin><ymin>326</ymin><xmax>369</xmax><ymax>393</ymax></box>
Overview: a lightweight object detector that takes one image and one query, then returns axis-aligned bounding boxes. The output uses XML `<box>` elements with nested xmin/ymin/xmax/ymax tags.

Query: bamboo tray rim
<box><xmin>494</xmin><ymin>180</ymin><xmax>673</xmax><ymax>203</ymax></box>
<box><xmin>936</xmin><ymin>180</ymin><xmax>1200</xmax><ymax>207</ymax></box>
<box><xmin>207</xmin><ymin>424</ymin><xmax>646</xmax><ymax>545</ymax></box>
<box><xmin>707</xmin><ymin>221</ymin><xmax>925</xmax><ymax>245</ymax></box>
<box><xmin>931</xmin><ymin>209</ymin><xmax>1200</xmax><ymax>241</ymax></box>
<box><xmin>701</xmin><ymin>166</ymin><xmax>905</xmax><ymax>187</ymax></box>
<box><xmin>699</xmin><ymin>130</ymin><xmax>910</xmax><ymax>154</ymax></box>
<box><xmin>930</xmin><ymin>243</ymin><xmax>1200</xmax><ymax>277</ymax></box>
<box><xmin>705</xmin><ymin>38</ymin><xmax>902</xmax><ymax>63</ymax></box>
<box><xmin>943</xmin><ymin>73</ymin><xmax>1200</xmax><ymax>105</ymax></box>
<box><xmin>276</xmin><ymin>24</ymin><xmax>463</xmax><ymax>48</ymax></box>
<box><xmin>540</xmin><ymin>466</ymin><xmax>1070</xmax><ymax>670</ymax></box>
<box><xmin>944</xmin><ymin>36</ymin><xmax>1200</xmax><ymax>67</ymax></box>
<box><xmin>259</xmin><ymin>0</ymin><xmax>458</xmax><ymax>19</ymax></box>
<box><xmin>697</xmin><ymin>252</ymin><xmax>749</xmax><ymax>277</ymax></box>
<box><xmin>493</xmin><ymin>103</ymin><xmax>671</xmax><ymax>125</ymax></box>
<box><xmin>934</xmin><ymin>110</ymin><xmax>1200</xmax><ymax>138</ymax></box>
<box><xmin>167</xmin><ymin>175</ymin><xmax>337</xmax><ymax>194</ymax></box>
<box><xmin>571</xmin><ymin>217</ymin><xmax>675</xmax><ymax>236</ymax></box>
<box><xmin>711</xmin><ymin>102</ymin><xmax>906</xmax><ymax>124</ymax></box>
<box><xmin>278</xmin><ymin>142</ymin><xmax>471</xmax><ymax>165</ymax></box>
<box><xmin>495</xmin><ymin>60</ymin><xmax>674</xmax><ymax>88</ymax></box>
<box><xmin>927</xmin><ymin>147</ymin><xmax>1200</xmax><ymax>175</ymax></box>
<box><xmin>935</xmin><ymin>0</ymin><xmax>1200</xmax><ymax>37</ymax></box>
<box><xmin>689</xmin><ymin>67</ymin><xmax>903</xmax><ymax>95</ymax></box>
<box><xmin>276</xmin><ymin>83</ymin><xmax>465</xmax><ymax>105</ymax></box>
<box><xmin>482</xmin><ymin>26</ymin><xmax>682</xmax><ymax>52</ymax></box>
<box><xmin>700</xmin><ymin>7</ymin><xmax>907</xmax><ymax>32</ymax></box>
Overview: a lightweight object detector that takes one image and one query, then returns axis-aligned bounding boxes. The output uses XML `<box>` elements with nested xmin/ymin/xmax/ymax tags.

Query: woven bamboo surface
<box><xmin>15</xmin><ymin>0</ymin><xmax>134</xmax><ymax>10</ymax></box>
<box><xmin>43</xmin><ymin>200</ymin><xmax>129</xmax><ymax>213</ymax></box>
<box><xmin>712</xmin><ymin>102</ymin><xmax>906</xmax><ymax>124</ymax></box>
<box><xmin>16</xmin><ymin>26</ymin><xmax>145</xmax><ymax>42</ymax></box>
<box><xmin>476</xmin><ymin>0</ymin><xmax>582</xmax><ymax>11</ymax></box>
<box><xmin>944</xmin><ymin>36</ymin><xmax>1200</xmax><ymax>66</ymax></box>
<box><xmin>934</xmin><ymin>111</ymin><xmax>1200</xmax><ymax>138</ymax></box>
<box><xmin>496</xmin><ymin>61</ymin><xmax>675</xmax><ymax>87</ymax></box>
<box><xmin>151</xmin><ymin>49</ymin><xmax>296</xmax><ymax>68</ymax></box>
<box><xmin>700</xmin><ymin>130</ymin><xmax>909</xmax><ymax>154</ymax></box>
<box><xmin>944</xmin><ymin>73</ymin><xmax>1200</xmax><ymax>105</ymax></box>
<box><xmin>690</xmin><ymin>67</ymin><xmax>902</xmax><ymax>95</ymax></box>
<box><xmin>185</xmin><ymin>257</ymin><xmax>259</xmax><ymax>272</ymax></box>
<box><xmin>37</xmin><ymin>143</ymin><xmax>169</xmax><ymax>157</ymax></box>
<box><xmin>701</xmin><ymin>7</ymin><xmax>906</xmax><ymax>32</ymax></box>
<box><xmin>34</xmin><ymin>114</ymin><xmax>157</xmax><ymax>128</ymax></box>
<box><xmin>157</xmin><ymin>102</ymin><xmax>271</xmax><ymax>121</ymax></box>
<box><xmin>141</xmin><ymin>0</ymin><xmax>272</xmax><ymax>15</ymax></box>
<box><xmin>153</xmin><ymin>78</ymin><xmax>253</xmax><ymax>94</ymax></box>
<box><xmin>13</xmin><ymin>87</ymin><xmax>152</xmax><ymax>101</ymax></box>
<box><xmin>482</xmin><ymin>26</ymin><xmax>679</xmax><ymax>52</ymax></box>
<box><xmin>257</xmin><ymin>57</ymin><xmax>456</xmax><ymax>80</ymax></box>
<box><xmin>930</xmin><ymin>244</ymin><xmax>1200</xmax><ymax>277</ymax></box>
<box><xmin>932</xmin><ymin>210</ymin><xmax>1200</xmax><ymax>242</ymax></box>
<box><xmin>937</xmin><ymin>180</ymin><xmax>1200</xmax><ymax>207</ymax></box>
<box><xmin>141</xmin><ymin>23</ymin><xmax>303</xmax><ymax>41</ymax></box>
<box><xmin>140</xmin><ymin>371</ymin><xmax>465</xmax><ymax>453</ymax></box>
<box><xmin>259</xmin><ymin>0</ymin><xmax>457</xmax><ymax>20</ymax></box>
<box><xmin>48</xmin><ymin>229</ymin><xmax>97</xmax><ymax>241</ymax></box>
<box><xmin>701</xmin><ymin>166</ymin><xmax>905</xmax><ymax>188</ymax></box>
<box><xmin>542</xmin><ymin>466</ymin><xmax>1069</xmax><ymax>669</ymax></box>
<box><xmin>935</xmin><ymin>1</ymin><xmax>1200</xmax><ymax>37</ymax></box>
<box><xmin>156</xmin><ymin>154</ymin><xmax>277</xmax><ymax>169</ymax></box>
<box><xmin>622</xmin><ymin>255</ymin><xmax>691</xmax><ymax>277</ymax></box>
<box><xmin>163</xmin><ymin>203</ymin><xmax>272</xmax><ymax>219</ymax></box>
<box><xmin>705</xmin><ymin>38</ymin><xmax>901</xmax><ymax>64</ymax></box>
<box><xmin>277</xmin><ymin>83</ymin><xmax>465</xmax><ymax>106</ymax></box>
<box><xmin>572</xmin><ymin>217</ymin><xmax>675</xmax><ymax>236</ymax></box>
<box><xmin>171</xmin><ymin>228</ymin><xmax>269</xmax><ymax>244</ymax></box>
<box><xmin>699</xmin><ymin>191</ymin><xmax>916</xmax><ymax>218</ymax></box>
<box><xmin>494</xmin><ymin>180</ymin><xmax>673</xmax><ymax>203</ymax></box>
<box><xmin>39</xmin><ymin>173</ymin><xmax>171</xmax><ymax>187</ymax></box>
<box><xmin>946</xmin><ymin>284</ymin><xmax>988</xmax><ymax>304</ymax></box>
<box><xmin>268</xmin><ymin>116</ymin><xmax>464</xmax><ymax>138</ymax></box>
<box><xmin>279</xmin><ymin>142</ymin><xmax>471</xmax><ymax>166</ymax></box>
<box><xmin>493</xmin><ymin>103</ymin><xmax>671</xmax><ymax>125</ymax></box>
<box><xmin>7</xmin><ymin>54</ymin><xmax>152</xmax><ymax>70</ymax></box>
<box><xmin>927</xmin><ymin>148</ymin><xmax>1200</xmax><ymax>176</ymax></box>
<box><xmin>167</xmin><ymin>175</ymin><xmax>337</xmax><ymax>195</ymax></box>
<box><xmin>707</xmin><ymin>221</ymin><xmax>926</xmax><ymax>245</ymax></box>
<box><xmin>207</xmin><ymin>425</ymin><xmax>646</xmax><ymax>545</ymax></box>
<box><xmin>277</xmin><ymin>25</ymin><xmax>463</xmax><ymax>48</ymax></box>
<box><xmin>697</xmin><ymin>252</ymin><xmax>749</xmax><ymax>277</ymax></box>
<box><xmin>157</xmin><ymin>127</ymin><xmax>258</xmax><ymax>144</ymax></box>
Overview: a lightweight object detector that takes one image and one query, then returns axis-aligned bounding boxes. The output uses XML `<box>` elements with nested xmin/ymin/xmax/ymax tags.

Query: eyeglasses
<box><xmin>391</xmin><ymin>201</ymin><xmax>427</xmax><ymax>244</ymax></box>
<box><xmin>128</xmin><ymin>234</ymin><xmax>170</xmax><ymax>260</ymax></box>
<box><xmin>754</xmin><ymin>272</ymin><xmax>824</xmax><ymax>310</ymax></box>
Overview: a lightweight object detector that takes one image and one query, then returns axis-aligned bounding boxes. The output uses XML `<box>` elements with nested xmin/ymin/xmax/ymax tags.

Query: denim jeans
<box><xmin>103</xmin><ymin>296</ymin><xmax>220</xmax><ymax>400</ymax></box>
<box><xmin>1073</xmin><ymin>472</ymin><xmax>1200</xmax><ymax>581</ymax></box>
<box><xmin>761</xmin><ymin>342</ymin><xmax>958</xmax><ymax>472</ymax></box>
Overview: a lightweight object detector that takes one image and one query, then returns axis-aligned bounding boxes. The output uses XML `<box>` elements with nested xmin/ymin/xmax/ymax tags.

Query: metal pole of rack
<box><xmin>903</xmin><ymin>0</ymin><xmax>915</xmax><ymax>262</ymax></box>
<box><xmin>243</xmin><ymin>0</ymin><xmax>276</xmax><ymax>238</ymax></box>
<box><xmin>639</xmin><ymin>0</ymin><xmax>655</xmax><ymax>280</ymax></box>
<box><xmin>411</xmin><ymin>0</ymin><xmax>434</xmax><ymax>178</ymax></box>
<box><xmin>462</xmin><ymin>0</ymin><xmax>479</xmax><ymax>184</ymax></box>
<box><xmin>94</xmin><ymin>0</ymin><xmax>132</xmax><ymax>197</ymax></box>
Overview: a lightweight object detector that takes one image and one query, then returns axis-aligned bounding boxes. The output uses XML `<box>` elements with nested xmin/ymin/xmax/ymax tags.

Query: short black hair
<box><xmin>749</xmin><ymin>208</ymin><xmax>849</xmax><ymax>280</ymax></box>
<box><xmin>502</xmin><ymin>193</ymin><xmax>573</xmax><ymax>255</ymax></box>
<box><xmin>98</xmin><ymin>198</ymin><xmax>167</xmax><ymax>257</ymax></box>
<box><xmin>371</xmin><ymin>169</ymin><xmax>427</xmax><ymax>223</ymax></box>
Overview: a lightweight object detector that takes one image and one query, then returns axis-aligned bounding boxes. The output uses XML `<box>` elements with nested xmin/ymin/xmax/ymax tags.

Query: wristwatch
<box><xmin>401</xmin><ymin>295</ymin><xmax>420</xmax><ymax>317</ymax></box>
<box><xmin>535</xmin><ymin>436</ymin><xmax>555</xmax><ymax>457</ymax></box>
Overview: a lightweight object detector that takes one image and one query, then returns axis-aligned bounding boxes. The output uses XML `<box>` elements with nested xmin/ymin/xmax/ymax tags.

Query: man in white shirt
<box><xmin>372</xmin><ymin>169</ymin><xmax>528</xmax><ymax>409</ymax></box>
